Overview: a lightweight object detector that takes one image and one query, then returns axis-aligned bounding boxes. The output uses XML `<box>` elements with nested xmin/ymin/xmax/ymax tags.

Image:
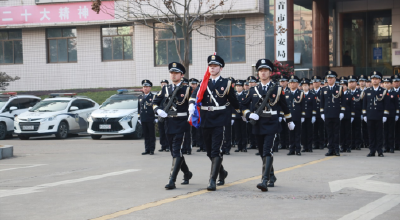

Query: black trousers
<box><xmin>182</xmin><ymin>130</ymin><xmax>192</xmax><ymax>153</ymax></box>
<box><xmin>247</xmin><ymin>123</ymin><xmax>256</xmax><ymax>146</ymax></box>
<box><xmin>340</xmin><ymin>118</ymin><xmax>351</xmax><ymax>150</ymax></box>
<box><xmin>351</xmin><ymin>117</ymin><xmax>362</xmax><ymax>148</ymax></box>
<box><xmin>158</xmin><ymin>121</ymin><xmax>168</xmax><ymax>150</ymax></box>
<box><xmin>313</xmin><ymin>117</ymin><xmax>325</xmax><ymax>147</ymax></box>
<box><xmin>196</xmin><ymin>127</ymin><xmax>204</xmax><ymax>149</ymax></box>
<box><xmin>301</xmin><ymin>118</ymin><xmax>313</xmax><ymax>151</ymax></box>
<box><xmin>234</xmin><ymin>119</ymin><xmax>247</xmax><ymax>150</ymax></box>
<box><xmin>395</xmin><ymin>120</ymin><xmax>400</xmax><ymax>149</ymax></box>
<box><xmin>279</xmin><ymin>120</ymin><xmax>289</xmax><ymax>147</ymax></box>
<box><xmin>255</xmin><ymin>134</ymin><xmax>275</xmax><ymax>157</ymax></box>
<box><xmin>383</xmin><ymin>117</ymin><xmax>395</xmax><ymax>151</ymax></box>
<box><xmin>325</xmin><ymin>118</ymin><xmax>340</xmax><ymax>151</ymax></box>
<box><xmin>289</xmin><ymin>120</ymin><xmax>302</xmax><ymax>152</ymax></box>
<box><xmin>231</xmin><ymin>123</ymin><xmax>236</xmax><ymax>146</ymax></box>
<box><xmin>202</xmin><ymin>126</ymin><xmax>224</xmax><ymax>158</ymax></box>
<box><xmin>222</xmin><ymin>122</ymin><xmax>232</xmax><ymax>153</ymax></box>
<box><xmin>367</xmin><ymin>119</ymin><xmax>383</xmax><ymax>154</ymax></box>
<box><xmin>362</xmin><ymin>120</ymin><xmax>369</xmax><ymax>147</ymax></box>
<box><xmin>191</xmin><ymin>126</ymin><xmax>197</xmax><ymax>146</ymax></box>
<box><xmin>142</xmin><ymin>122</ymin><xmax>155</xmax><ymax>152</ymax></box>
<box><xmin>167</xmin><ymin>133</ymin><xmax>184</xmax><ymax>158</ymax></box>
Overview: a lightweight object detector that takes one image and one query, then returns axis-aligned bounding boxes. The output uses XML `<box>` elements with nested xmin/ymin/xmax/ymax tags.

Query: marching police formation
<box><xmin>137</xmin><ymin>55</ymin><xmax>400</xmax><ymax>192</ymax></box>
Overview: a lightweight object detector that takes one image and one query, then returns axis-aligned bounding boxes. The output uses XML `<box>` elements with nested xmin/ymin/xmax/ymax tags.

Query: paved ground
<box><xmin>1</xmin><ymin>134</ymin><xmax>399</xmax><ymax>220</ymax></box>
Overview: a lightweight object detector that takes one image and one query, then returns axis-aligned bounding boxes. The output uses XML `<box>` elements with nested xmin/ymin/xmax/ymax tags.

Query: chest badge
<box><xmin>181</xmin><ymin>94</ymin><xmax>184</xmax><ymax>97</ymax></box>
<box><xmin>221</xmin><ymin>87</ymin><xmax>224</xmax><ymax>91</ymax></box>
<box><xmin>336</xmin><ymin>91</ymin><xmax>338</xmax><ymax>93</ymax></box>
<box><xmin>324</xmin><ymin>91</ymin><xmax>327</xmax><ymax>94</ymax></box>
<box><xmin>273</xmin><ymin>94</ymin><xmax>276</xmax><ymax>98</ymax></box>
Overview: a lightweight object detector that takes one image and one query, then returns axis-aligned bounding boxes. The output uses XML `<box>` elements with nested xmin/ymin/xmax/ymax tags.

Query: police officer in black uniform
<box><xmin>358</xmin><ymin>75</ymin><xmax>369</xmax><ymax>148</ymax></box>
<box><xmin>363</xmin><ymin>71</ymin><xmax>390</xmax><ymax>157</ymax></box>
<box><xmin>348</xmin><ymin>75</ymin><xmax>363</xmax><ymax>150</ymax></box>
<box><xmin>276</xmin><ymin>75</ymin><xmax>290</xmax><ymax>150</ymax></box>
<box><xmin>188</xmin><ymin>78</ymin><xmax>203</xmax><ymax>152</ymax></box>
<box><xmin>383</xmin><ymin>77</ymin><xmax>399</xmax><ymax>153</ymax></box>
<box><xmin>300</xmin><ymin>78</ymin><xmax>316</xmax><ymax>152</ymax></box>
<box><xmin>242</xmin><ymin>59</ymin><xmax>294</xmax><ymax>192</ymax></box>
<box><xmin>311</xmin><ymin>76</ymin><xmax>325</xmax><ymax>150</ymax></box>
<box><xmin>339</xmin><ymin>77</ymin><xmax>352</xmax><ymax>153</ymax></box>
<box><xmin>285</xmin><ymin>75</ymin><xmax>304</xmax><ymax>155</ymax></box>
<box><xmin>153</xmin><ymin>62</ymin><xmax>193</xmax><ymax>189</ymax></box>
<box><xmin>246</xmin><ymin>76</ymin><xmax>258</xmax><ymax>150</ymax></box>
<box><xmin>320</xmin><ymin>71</ymin><xmax>346</xmax><ymax>156</ymax></box>
<box><xmin>158</xmin><ymin>79</ymin><xmax>170</xmax><ymax>152</ymax></box>
<box><xmin>222</xmin><ymin>77</ymin><xmax>236</xmax><ymax>155</ymax></box>
<box><xmin>392</xmin><ymin>74</ymin><xmax>400</xmax><ymax>151</ymax></box>
<box><xmin>189</xmin><ymin>55</ymin><xmax>240</xmax><ymax>191</ymax></box>
<box><xmin>233</xmin><ymin>80</ymin><xmax>248</xmax><ymax>152</ymax></box>
<box><xmin>138</xmin><ymin>80</ymin><xmax>156</xmax><ymax>155</ymax></box>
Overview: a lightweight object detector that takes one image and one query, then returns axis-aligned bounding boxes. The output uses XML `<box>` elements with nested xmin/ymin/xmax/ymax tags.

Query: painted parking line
<box><xmin>0</xmin><ymin>164</ymin><xmax>47</xmax><ymax>172</ymax></box>
<box><xmin>91</xmin><ymin>156</ymin><xmax>336</xmax><ymax>220</ymax></box>
<box><xmin>0</xmin><ymin>169</ymin><xmax>140</xmax><ymax>198</ymax></box>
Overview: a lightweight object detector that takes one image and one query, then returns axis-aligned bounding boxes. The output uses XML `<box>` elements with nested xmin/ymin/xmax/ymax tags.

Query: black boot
<box><xmin>257</xmin><ymin>156</ymin><xmax>273</xmax><ymax>192</ymax></box>
<box><xmin>268</xmin><ymin>165</ymin><xmax>277</xmax><ymax>187</ymax></box>
<box><xmin>180</xmin><ymin>157</ymin><xmax>193</xmax><ymax>185</ymax></box>
<box><xmin>207</xmin><ymin>157</ymin><xmax>222</xmax><ymax>191</ymax></box>
<box><xmin>165</xmin><ymin>157</ymin><xmax>183</xmax><ymax>189</ymax></box>
<box><xmin>217</xmin><ymin>164</ymin><xmax>228</xmax><ymax>186</ymax></box>
<box><xmin>325</xmin><ymin>149</ymin><xmax>335</xmax><ymax>156</ymax></box>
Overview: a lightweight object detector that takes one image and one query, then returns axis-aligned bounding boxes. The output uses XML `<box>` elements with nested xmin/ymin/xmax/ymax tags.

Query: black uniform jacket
<box><xmin>320</xmin><ymin>85</ymin><xmax>346</xmax><ymax>119</ymax></box>
<box><xmin>138</xmin><ymin>92</ymin><xmax>156</xmax><ymax>123</ymax></box>
<box><xmin>362</xmin><ymin>86</ymin><xmax>390</xmax><ymax>120</ymax></box>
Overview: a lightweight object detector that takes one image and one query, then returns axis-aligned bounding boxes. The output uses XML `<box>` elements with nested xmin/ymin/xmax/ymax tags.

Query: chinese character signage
<box><xmin>373</xmin><ymin>47</ymin><xmax>382</xmax><ymax>60</ymax></box>
<box><xmin>0</xmin><ymin>1</ymin><xmax>114</xmax><ymax>26</ymax></box>
<box><xmin>275</xmin><ymin>0</ymin><xmax>287</xmax><ymax>62</ymax></box>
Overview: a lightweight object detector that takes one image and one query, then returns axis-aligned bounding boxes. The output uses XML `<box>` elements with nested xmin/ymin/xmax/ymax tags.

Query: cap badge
<box><xmin>329</xmin><ymin>71</ymin><xmax>331</xmax><ymax>74</ymax></box>
<box><xmin>261</xmin><ymin>60</ymin><xmax>265</xmax><ymax>64</ymax></box>
<box><xmin>211</xmin><ymin>56</ymin><xmax>215</xmax><ymax>60</ymax></box>
<box><xmin>173</xmin><ymin>63</ymin><xmax>177</xmax><ymax>67</ymax></box>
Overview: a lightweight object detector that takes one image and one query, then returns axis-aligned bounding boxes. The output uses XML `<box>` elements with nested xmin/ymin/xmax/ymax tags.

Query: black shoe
<box><xmin>165</xmin><ymin>149</ymin><xmax>170</xmax><ymax>152</ymax></box>
<box><xmin>225</xmin><ymin>151</ymin><xmax>230</xmax><ymax>155</ymax></box>
<box><xmin>202</xmin><ymin>149</ymin><xmax>206</xmax><ymax>152</ymax></box>
<box><xmin>287</xmin><ymin>151</ymin><xmax>295</xmax><ymax>155</ymax></box>
<box><xmin>296</xmin><ymin>152</ymin><xmax>301</xmax><ymax>156</ymax></box>
<box><xmin>255</xmin><ymin>152</ymin><xmax>260</xmax><ymax>155</ymax></box>
<box><xmin>367</xmin><ymin>153</ymin><xmax>375</xmax><ymax>157</ymax></box>
<box><xmin>150</xmin><ymin>151</ymin><xmax>154</xmax><ymax>155</ymax></box>
<box><xmin>165</xmin><ymin>157</ymin><xmax>183</xmax><ymax>190</ymax></box>
<box><xmin>340</xmin><ymin>149</ymin><xmax>344</xmax><ymax>153</ymax></box>
<box><xmin>234</xmin><ymin>149</ymin><xmax>241</xmax><ymax>152</ymax></box>
<box><xmin>268</xmin><ymin>165</ymin><xmax>277</xmax><ymax>187</ymax></box>
<box><xmin>142</xmin><ymin>151</ymin><xmax>150</xmax><ymax>155</ymax></box>
<box><xmin>301</xmin><ymin>149</ymin><xmax>307</xmax><ymax>152</ymax></box>
<box><xmin>243</xmin><ymin>148</ymin><xmax>247</xmax><ymax>152</ymax></box>
<box><xmin>378</xmin><ymin>153</ymin><xmax>384</xmax><ymax>157</ymax></box>
<box><xmin>325</xmin><ymin>150</ymin><xmax>335</xmax><ymax>156</ymax></box>
<box><xmin>383</xmin><ymin>149</ymin><xmax>389</xmax><ymax>153</ymax></box>
<box><xmin>313</xmin><ymin>145</ymin><xmax>319</xmax><ymax>149</ymax></box>
<box><xmin>197</xmin><ymin>148</ymin><xmax>202</xmax><ymax>152</ymax></box>
<box><xmin>390</xmin><ymin>149</ymin><xmax>394</xmax><ymax>153</ymax></box>
<box><xmin>335</xmin><ymin>150</ymin><xmax>340</xmax><ymax>156</ymax></box>
<box><xmin>217</xmin><ymin>167</ymin><xmax>228</xmax><ymax>186</ymax></box>
<box><xmin>346</xmin><ymin>149</ymin><xmax>351</xmax><ymax>153</ymax></box>
<box><xmin>180</xmin><ymin>157</ymin><xmax>192</xmax><ymax>185</ymax></box>
<box><xmin>309</xmin><ymin>149</ymin><xmax>313</xmax><ymax>153</ymax></box>
<box><xmin>187</xmin><ymin>151</ymin><xmax>191</xmax><ymax>155</ymax></box>
<box><xmin>207</xmin><ymin>157</ymin><xmax>222</xmax><ymax>191</ymax></box>
<box><xmin>257</xmin><ymin>157</ymin><xmax>273</xmax><ymax>192</ymax></box>
<box><xmin>158</xmin><ymin>149</ymin><xmax>164</xmax><ymax>152</ymax></box>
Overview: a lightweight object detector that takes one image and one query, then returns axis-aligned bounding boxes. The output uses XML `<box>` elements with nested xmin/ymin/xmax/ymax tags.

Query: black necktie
<box><xmin>263</xmin><ymin>86</ymin><xmax>266</xmax><ymax>91</ymax></box>
<box><xmin>173</xmin><ymin>85</ymin><xmax>176</xmax><ymax>91</ymax></box>
<box><xmin>212</xmin><ymin>80</ymin><xmax>216</xmax><ymax>85</ymax></box>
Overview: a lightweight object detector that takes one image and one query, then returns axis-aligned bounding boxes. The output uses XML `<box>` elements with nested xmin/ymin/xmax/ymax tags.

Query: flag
<box><xmin>189</xmin><ymin>67</ymin><xmax>210</xmax><ymax>128</ymax></box>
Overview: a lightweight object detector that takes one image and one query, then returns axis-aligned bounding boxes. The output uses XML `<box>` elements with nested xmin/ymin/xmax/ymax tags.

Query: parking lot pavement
<box><xmin>1</xmin><ymin>135</ymin><xmax>399</xmax><ymax>220</ymax></box>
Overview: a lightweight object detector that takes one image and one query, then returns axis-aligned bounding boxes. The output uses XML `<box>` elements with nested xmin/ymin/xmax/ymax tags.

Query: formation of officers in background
<box><xmin>138</xmin><ymin>71</ymin><xmax>400</xmax><ymax>158</ymax></box>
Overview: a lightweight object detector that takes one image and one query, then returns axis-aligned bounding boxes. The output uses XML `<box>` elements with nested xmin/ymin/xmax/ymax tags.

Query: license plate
<box><xmin>23</xmin><ymin>126</ymin><xmax>34</xmax><ymax>130</ymax></box>
<box><xmin>99</xmin><ymin>124</ymin><xmax>111</xmax><ymax>129</ymax></box>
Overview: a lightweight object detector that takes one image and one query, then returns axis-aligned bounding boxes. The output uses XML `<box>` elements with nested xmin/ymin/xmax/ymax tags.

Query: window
<box><xmin>0</xmin><ymin>29</ymin><xmax>23</xmax><ymax>64</ymax></box>
<box><xmin>46</xmin><ymin>28</ymin><xmax>77</xmax><ymax>63</ymax></box>
<box><xmin>216</xmin><ymin>18</ymin><xmax>246</xmax><ymax>63</ymax></box>
<box><xmin>154</xmin><ymin>23</ymin><xmax>192</xmax><ymax>66</ymax></box>
<box><xmin>70</xmin><ymin>99</ymin><xmax>95</xmax><ymax>110</ymax></box>
<box><xmin>101</xmin><ymin>26</ymin><xmax>133</xmax><ymax>61</ymax></box>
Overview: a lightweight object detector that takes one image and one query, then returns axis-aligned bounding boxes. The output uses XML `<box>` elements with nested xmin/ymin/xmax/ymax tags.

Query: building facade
<box><xmin>0</xmin><ymin>0</ymin><xmax>399</xmax><ymax>91</ymax></box>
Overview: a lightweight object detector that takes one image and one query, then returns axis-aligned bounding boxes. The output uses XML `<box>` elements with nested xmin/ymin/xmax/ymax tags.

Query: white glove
<box><xmin>396</xmin><ymin>116</ymin><xmax>399</xmax><ymax>121</ymax></box>
<box><xmin>311</xmin><ymin>116</ymin><xmax>316</xmax><ymax>124</ymax></box>
<box><xmin>188</xmin><ymin>103</ymin><xmax>195</xmax><ymax>115</ymax></box>
<box><xmin>383</xmin><ymin>117</ymin><xmax>387</xmax><ymax>123</ymax></box>
<box><xmin>339</xmin><ymin>113</ymin><xmax>344</xmax><ymax>121</ymax></box>
<box><xmin>351</xmin><ymin>117</ymin><xmax>354</xmax><ymax>123</ymax></box>
<box><xmin>249</xmin><ymin>113</ymin><xmax>259</xmax><ymax>121</ymax></box>
<box><xmin>279</xmin><ymin>117</ymin><xmax>282</xmax><ymax>122</ymax></box>
<box><xmin>156</xmin><ymin>109</ymin><xmax>168</xmax><ymax>118</ymax></box>
<box><xmin>301</xmin><ymin>118</ymin><xmax>305</xmax><ymax>123</ymax></box>
<box><xmin>154</xmin><ymin>119</ymin><xmax>158</xmax><ymax>123</ymax></box>
<box><xmin>288</xmin><ymin>121</ymin><xmax>295</xmax><ymax>130</ymax></box>
<box><xmin>283</xmin><ymin>117</ymin><xmax>286</xmax><ymax>122</ymax></box>
<box><xmin>242</xmin><ymin>116</ymin><xmax>247</xmax><ymax>122</ymax></box>
<box><xmin>321</xmin><ymin>114</ymin><xmax>325</xmax><ymax>121</ymax></box>
<box><xmin>231</xmin><ymin>120</ymin><xmax>234</xmax><ymax>125</ymax></box>
<box><xmin>364</xmin><ymin>116</ymin><xmax>367</xmax><ymax>123</ymax></box>
<box><xmin>138</xmin><ymin>120</ymin><xmax>141</xmax><ymax>124</ymax></box>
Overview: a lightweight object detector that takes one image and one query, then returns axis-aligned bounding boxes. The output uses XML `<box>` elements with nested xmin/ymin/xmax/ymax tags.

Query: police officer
<box><xmin>138</xmin><ymin>80</ymin><xmax>156</xmax><ymax>155</ymax></box>
<box><xmin>244</xmin><ymin>81</ymin><xmax>250</xmax><ymax>91</ymax></box>
<box><xmin>382</xmin><ymin>77</ymin><xmax>399</xmax><ymax>153</ymax></box>
<box><xmin>242</xmin><ymin>59</ymin><xmax>294</xmax><ymax>191</ymax></box>
<box><xmin>339</xmin><ymin>77</ymin><xmax>352</xmax><ymax>153</ymax></box>
<box><xmin>277</xmin><ymin>75</ymin><xmax>290</xmax><ymax>150</ymax></box>
<box><xmin>153</xmin><ymin>62</ymin><xmax>193</xmax><ymax>189</ymax></box>
<box><xmin>348</xmin><ymin>75</ymin><xmax>363</xmax><ymax>150</ymax></box>
<box><xmin>320</xmin><ymin>71</ymin><xmax>345</xmax><ymax>156</ymax></box>
<box><xmin>311</xmin><ymin>76</ymin><xmax>325</xmax><ymax>150</ymax></box>
<box><xmin>246</xmin><ymin>76</ymin><xmax>258</xmax><ymax>150</ymax></box>
<box><xmin>158</xmin><ymin>79</ymin><xmax>170</xmax><ymax>152</ymax></box>
<box><xmin>359</xmin><ymin>75</ymin><xmax>369</xmax><ymax>148</ymax></box>
<box><xmin>181</xmin><ymin>78</ymin><xmax>192</xmax><ymax>155</ymax></box>
<box><xmin>286</xmin><ymin>75</ymin><xmax>304</xmax><ymax>156</ymax></box>
<box><xmin>233</xmin><ymin>80</ymin><xmax>248</xmax><ymax>152</ymax></box>
<box><xmin>222</xmin><ymin>77</ymin><xmax>236</xmax><ymax>155</ymax></box>
<box><xmin>363</xmin><ymin>71</ymin><xmax>390</xmax><ymax>157</ymax></box>
<box><xmin>300</xmin><ymin>78</ymin><xmax>316</xmax><ymax>153</ymax></box>
<box><xmin>189</xmin><ymin>54</ymin><xmax>240</xmax><ymax>191</ymax></box>
<box><xmin>189</xmin><ymin>78</ymin><xmax>203</xmax><ymax>152</ymax></box>
<box><xmin>392</xmin><ymin>74</ymin><xmax>400</xmax><ymax>151</ymax></box>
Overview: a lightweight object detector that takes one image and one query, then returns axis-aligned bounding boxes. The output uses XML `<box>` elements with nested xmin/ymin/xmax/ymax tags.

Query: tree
<box><xmin>0</xmin><ymin>72</ymin><xmax>20</xmax><ymax>91</ymax></box>
<box><xmin>92</xmin><ymin>0</ymin><xmax>237</xmax><ymax>78</ymax></box>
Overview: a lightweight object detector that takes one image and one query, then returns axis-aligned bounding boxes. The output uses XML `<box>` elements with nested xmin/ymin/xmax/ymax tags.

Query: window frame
<box><xmin>46</xmin><ymin>27</ymin><xmax>78</xmax><ymax>64</ymax></box>
<box><xmin>153</xmin><ymin>23</ymin><xmax>192</xmax><ymax>67</ymax></box>
<box><xmin>100</xmin><ymin>25</ymin><xmax>134</xmax><ymax>62</ymax></box>
<box><xmin>215</xmin><ymin>18</ymin><xmax>246</xmax><ymax>64</ymax></box>
<box><xmin>0</xmin><ymin>29</ymin><xmax>23</xmax><ymax>65</ymax></box>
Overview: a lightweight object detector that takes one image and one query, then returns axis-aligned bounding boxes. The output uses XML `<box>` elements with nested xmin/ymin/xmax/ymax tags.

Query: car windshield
<box><xmin>30</xmin><ymin>100</ymin><xmax>70</xmax><ymax>112</ymax></box>
<box><xmin>0</xmin><ymin>98</ymin><xmax>8</xmax><ymax>109</ymax></box>
<box><xmin>100</xmin><ymin>94</ymin><xmax>138</xmax><ymax>110</ymax></box>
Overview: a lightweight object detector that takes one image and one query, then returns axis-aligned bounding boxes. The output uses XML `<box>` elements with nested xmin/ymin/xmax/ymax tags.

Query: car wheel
<box><xmin>55</xmin><ymin>121</ymin><xmax>69</xmax><ymax>139</ymax></box>
<box><xmin>127</xmin><ymin>122</ymin><xmax>143</xmax><ymax>139</ymax></box>
<box><xmin>91</xmin><ymin>135</ymin><xmax>102</xmax><ymax>140</ymax></box>
<box><xmin>18</xmin><ymin>135</ymin><xmax>30</xmax><ymax>140</ymax></box>
<box><xmin>0</xmin><ymin>122</ymin><xmax>6</xmax><ymax>140</ymax></box>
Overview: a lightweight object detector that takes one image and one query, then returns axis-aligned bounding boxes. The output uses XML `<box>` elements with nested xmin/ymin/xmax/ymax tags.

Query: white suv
<box><xmin>0</xmin><ymin>92</ymin><xmax>41</xmax><ymax>139</ymax></box>
<box><xmin>87</xmin><ymin>90</ymin><xmax>142</xmax><ymax>140</ymax></box>
<box><xmin>14</xmin><ymin>93</ymin><xmax>99</xmax><ymax>140</ymax></box>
